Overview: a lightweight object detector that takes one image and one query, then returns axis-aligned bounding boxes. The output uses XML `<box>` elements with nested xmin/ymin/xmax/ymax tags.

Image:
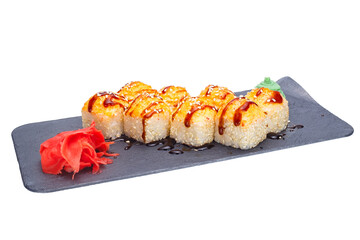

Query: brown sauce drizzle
<box><xmin>169</xmin><ymin>149</ymin><xmax>184</xmax><ymax>154</ymax></box>
<box><xmin>256</xmin><ymin>88</ymin><xmax>263</xmax><ymax>97</ymax></box>
<box><xmin>125</xmin><ymin>94</ymin><xmax>144</xmax><ymax>116</ymax></box>
<box><xmin>161</xmin><ymin>86</ymin><xmax>174</xmax><ymax>94</ymax></box>
<box><xmin>141</xmin><ymin>109</ymin><xmax>163</xmax><ymax>142</ymax></box>
<box><xmin>173</xmin><ymin>94</ymin><xmax>188</xmax><ymax>108</ymax></box>
<box><xmin>204</xmin><ymin>85</ymin><xmax>233</xmax><ymax>100</ymax></box>
<box><xmin>287</xmin><ymin>124</ymin><xmax>304</xmax><ymax>132</ymax></box>
<box><xmin>140</xmin><ymin>100</ymin><xmax>163</xmax><ymax>142</ymax></box>
<box><xmin>103</xmin><ymin>96</ymin><xmax>124</xmax><ymax>108</ymax></box>
<box><xmin>171</xmin><ymin>98</ymin><xmax>188</xmax><ymax>120</ymax></box>
<box><xmin>204</xmin><ymin>85</ymin><xmax>218</xmax><ymax>96</ymax></box>
<box><xmin>267</xmin><ymin>124</ymin><xmax>304</xmax><ymax>140</ymax></box>
<box><xmin>141</xmin><ymin>101</ymin><xmax>161</xmax><ymax>116</ymax></box>
<box><xmin>182</xmin><ymin>143</ymin><xmax>215</xmax><ymax>152</ymax></box>
<box><xmin>233</xmin><ymin>108</ymin><xmax>242</xmax><ymax>127</ymax></box>
<box><xmin>123</xmin><ymin>91</ymin><xmax>164</xmax><ymax>142</ymax></box>
<box><xmin>218</xmin><ymin>98</ymin><xmax>257</xmax><ymax>135</ymax></box>
<box><xmin>88</xmin><ymin>91</ymin><xmax>125</xmax><ymax>113</ymax></box>
<box><xmin>220</xmin><ymin>91</ymin><xmax>232</xmax><ymax>100</ymax></box>
<box><xmin>161</xmin><ymin>86</ymin><xmax>188</xmax><ymax>109</ymax></box>
<box><xmin>218</xmin><ymin>98</ymin><xmax>239</xmax><ymax>135</ymax></box>
<box><xmin>184</xmin><ymin>104</ymin><xmax>217</xmax><ymax>128</ymax></box>
<box><xmin>161</xmin><ymin>87</ymin><xmax>187</xmax><ymax>98</ymax></box>
<box><xmin>268</xmin><ymin>91</ymin><xmax>283</xmax><ymax>103</ymax></box>
<box><xmin>157</xmin><ymin>138</ymin><xmax>176</xmax><ymax>150</ymax></box>
<box><xmin>255</xmin><ymin>88</ymin><xmax>283</xmax><ymax>104</ymax></box>
<box><xmin>87</xmin><ymin>95</ymin><xmax>98</xmax><ymax>112</ymax></box>
<box><xmin>140</xmin><ymin>137</ymin><xmax>214</xmax><ymax>154</ymax></box>
<box><xmin>267</xmin><ymin>132</ymin><xmax>286</xmax><ymax>140</ymax></box>
<box><xmin>116</xmin><ymin>135</ymin><xmax>141</xmax><ymax>150</ymax></box>
<box><xmin>140</xmin><ymin>89</ymin><xmax>158</xmax><ymax>96</ymax></box>
<box><xmin>126</xmin><ymin>93</ymin><xmax>158</xmax><ymax>116</ymax></box>
<box><xmin>234</xmin><ymin>100</ymin><xmax>257</xmax><ymax>126</ymax></box>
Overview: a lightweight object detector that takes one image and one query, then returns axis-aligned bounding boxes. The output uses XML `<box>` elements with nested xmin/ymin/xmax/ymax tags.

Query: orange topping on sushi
<box><xmin>246</xmin><ymin>87</ymin><xmax>283</xmax><ymax>104</ymax></box>
<box><xmin>125</xmin><ymin>92</ymin><xmax>167</xmax><ymax>117</ymax></box>
<box><xmin>159</xmin><ymin>86</ymin><xmax>190</xmax><ymax>112</ymax></box>
<box><xmin>82</xmin><ymin>91</ymin><xmax>128</xmax><ymax>117</ymax></box>
<box><xmin>125</xmin><ymin>92</ymin><xmax>171</xmax><ymax>142</ymax></box>
<box><xmin>217</xmin><ymin>97</ymin><xmax>262</xmax><ymax>135</ymax></box>
<box><xmin>172</xmin><ymin>97</ymin><xmax>218</xmax><ymax>127</ymax></box>
<box><xmin>199</xmin><ymin>85</ymin><xmax>236</xmax><ymax>109</ymax></box>
<box><xmin>117</xmin><ymin>81</ymin><xmax>154</xmax><ymax>102</ymax></box>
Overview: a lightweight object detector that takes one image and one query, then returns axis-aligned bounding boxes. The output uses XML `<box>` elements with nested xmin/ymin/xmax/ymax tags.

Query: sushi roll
<box><xmin>124</xmin><ymin>91</ymin><xmax>171</xmax><ymax>143</ymax></box>
<box><xmin>159</xmin><ymin>86</ymin><xmax>190</xmax><ymax>113</ymax></box>
<box><xmin>117</xmin><ymin>81</ymin><xmax>154</xmax><ymax>102</ymax></box>
<box><xmin>82</xmin><ymin>91</ymin><xmax>128</xmax><ymax>140</ymax></box>
<box><xmin>170</xmin><ymin>97</ymin><xmax>218</xmax><ymax>147</ymax></box>
<box><xmin>199</xmin><ymin>85</ymin><xmax>236</xmax><ymax>109</ymax></box>
<box><xmin>245</xmin><ymin>87</ymin><xmax>289</xmax><ymax>133</ymax></box>
<box><xmin>214</xmin><ymin>97</ymin><xmax>268</xmax><ymax>149</ymax></box>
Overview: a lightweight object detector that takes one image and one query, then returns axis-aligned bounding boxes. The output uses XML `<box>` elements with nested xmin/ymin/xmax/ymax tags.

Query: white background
<box><xmin>1</xmin><ymin>1</ymin><xmax>359</xmax><ymax>239</ymax></box>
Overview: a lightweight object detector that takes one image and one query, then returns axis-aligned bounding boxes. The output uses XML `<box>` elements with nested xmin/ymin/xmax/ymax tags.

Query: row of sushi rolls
<box><xmin>82</xmin><ymin>78</ymin><xmax>289</xmax><ymax>150</ymax></box>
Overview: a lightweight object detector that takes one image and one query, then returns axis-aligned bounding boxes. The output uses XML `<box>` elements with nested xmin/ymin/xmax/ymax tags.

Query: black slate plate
<box><xmin>12</xmin><ymin>77</ymin><xmax>354</xmax><ymax>193</ymax></box>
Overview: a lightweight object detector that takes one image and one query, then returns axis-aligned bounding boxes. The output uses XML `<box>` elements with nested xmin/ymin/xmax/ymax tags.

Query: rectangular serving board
<box><xmin>12</xmin><ymin>77</ymin><xmax>354</xmax><ymax>193</ymax></box>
